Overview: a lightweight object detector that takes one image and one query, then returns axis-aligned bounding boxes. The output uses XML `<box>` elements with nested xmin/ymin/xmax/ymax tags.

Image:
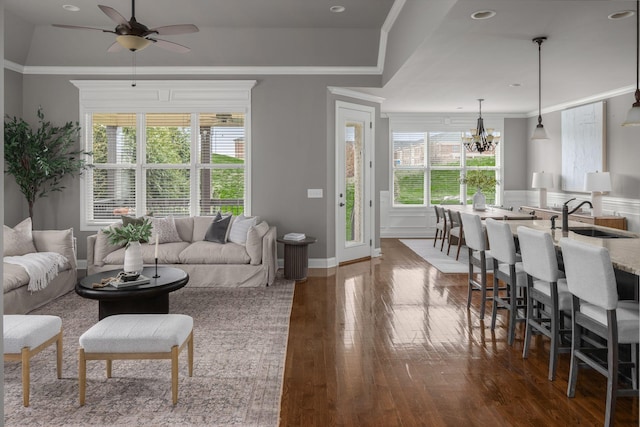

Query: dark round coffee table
<box><xmin>76</xmin><ymin>266</ymin><xmax>189</xmax><ymax>320</ymax></box>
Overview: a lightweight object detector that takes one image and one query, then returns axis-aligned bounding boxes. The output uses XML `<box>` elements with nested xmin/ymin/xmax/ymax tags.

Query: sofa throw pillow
<box><xmin>228</xmin><ymin>215</ymin><xmax>258</xmax><ymax>244</ymax></box>
<box><xmin>245</xmin><ymin>221</ymin><xmax>270</xmax><ymax>265</ymax></box>
<box><xmin>121</xmin><ymin>215</ymin><xmax>149</xmax><ymax>243</ymax></box>
<box><xmin>3</xmin><ymin>217</ymin><xmax>38</xmax><ymax>256</ymax></box>
<box><xmin>147</xmin><ymin>215</ymin><xmax>182</xmax><ymax>244</ymax></box>
<box><xmin>33</xmin><ymin>228</ymin><xmax>76</xmax><ymax>269</ymax></box>
<box><xmin>94</xmin><ymin>223</ymin><xmax>125</xmax><ymax>266</ymax></box>
<box><xmin>204</xmin><ymin>212</ymin><xmax>233</xmax><ymax>244</ymax></box>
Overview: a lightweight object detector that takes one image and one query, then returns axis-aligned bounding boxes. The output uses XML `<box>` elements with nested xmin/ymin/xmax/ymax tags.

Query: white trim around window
<box><xmin>74</xmin><ymin>80</ymin><xmax>256</xmax><ymax>231</ymax></box>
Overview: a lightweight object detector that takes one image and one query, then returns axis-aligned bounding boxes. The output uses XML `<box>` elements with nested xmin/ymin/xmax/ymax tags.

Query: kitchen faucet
<box><xmin>561</xmin><ymin>198</ymin><xmax>593</xmax><ymax>232</ymax></box>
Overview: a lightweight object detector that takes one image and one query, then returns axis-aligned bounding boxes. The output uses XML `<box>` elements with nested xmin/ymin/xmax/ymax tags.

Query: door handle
<box><xmin>339</xmin><ymin>202</ymin><xmax>345</xmax><ymax>207</ymax></box>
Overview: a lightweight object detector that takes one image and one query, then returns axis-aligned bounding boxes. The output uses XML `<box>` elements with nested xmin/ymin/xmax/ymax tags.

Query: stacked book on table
<box><xmin>110</xmin><ymin>274</ymin><xmax>151</xmax><ymax>288</ymax></box>
<box><xmin>283</xmin><ymin>233</ymin><xmax>306</xmax><ymax>241</ymax></box>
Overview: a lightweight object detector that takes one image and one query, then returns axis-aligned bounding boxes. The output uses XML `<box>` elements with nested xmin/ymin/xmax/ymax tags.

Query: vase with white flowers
<box><xmin>102</xmin><ymin>219</ymin><xmax>152</xmax><ymax>275</ymax></box>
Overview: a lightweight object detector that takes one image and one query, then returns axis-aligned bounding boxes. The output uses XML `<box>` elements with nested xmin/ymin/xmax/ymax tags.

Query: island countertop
<box><xmin>500</xmin><ymin>219</ymin><xmax>640</xmax><ymax>276</ymax></box>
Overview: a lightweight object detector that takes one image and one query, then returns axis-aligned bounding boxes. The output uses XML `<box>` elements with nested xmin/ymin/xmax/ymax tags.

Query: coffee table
<box><xmin>76</xmin><ymin>266</ymin><xmax>189</xmax><ymax>320</ymax></box>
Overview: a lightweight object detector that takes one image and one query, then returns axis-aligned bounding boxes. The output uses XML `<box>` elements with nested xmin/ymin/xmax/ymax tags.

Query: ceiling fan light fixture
<box><xmin>117</xmin><ymin>35</ymin><xmax>152</xmax><ymax>52</ymax></box>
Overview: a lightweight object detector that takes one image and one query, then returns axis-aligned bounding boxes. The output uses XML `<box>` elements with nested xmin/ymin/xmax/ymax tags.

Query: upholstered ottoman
<box><xmin>3</xmin><ymin>315</ymin><xmax>63</xmax><ymax>407</ymax></box>
<box><xmin>78</xmin><ymin>314</ymin><xmax>194</xmax><ymax>405</ymax></box>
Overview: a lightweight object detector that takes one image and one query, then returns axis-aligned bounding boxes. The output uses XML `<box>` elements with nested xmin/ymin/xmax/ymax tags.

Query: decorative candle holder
<box><xmin>153</xmin><ymin>258</ymin><xmax>160</xmax><ymax>278</ymax></box>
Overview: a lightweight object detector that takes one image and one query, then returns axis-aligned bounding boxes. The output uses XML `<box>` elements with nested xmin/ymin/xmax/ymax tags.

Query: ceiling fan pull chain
<box><xmin>131</xmin><ymin>52</ymin><xmax>137</xmax><ymax>87</ymax></box>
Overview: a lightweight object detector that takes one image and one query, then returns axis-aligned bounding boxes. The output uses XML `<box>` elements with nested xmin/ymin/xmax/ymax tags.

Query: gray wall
<box><xmin>503</xmin><ymin>117</ymin><xmax>528</xmax><ymax>191</ymax></box>
<box><xmin>7</xmin><ymin>73</ymin><xmax>382</xmax><ymax>261</ymax></box>
<box><xmin>375</xmin><ymin>117</ymin><xmax>390</xmax><ymax>248</ymax></box>
<box><xmin>527</xmin><ymin>93</ymin><xmax>640</xmax><ymax>198</ymax></box>
<box><xmin>4</xmin><ymin>69</ymin><xmax>26</xmax><ymax>227</ymax></box>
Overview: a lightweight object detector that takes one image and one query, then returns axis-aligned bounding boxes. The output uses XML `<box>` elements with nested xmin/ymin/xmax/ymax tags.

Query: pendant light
<box><xmin>531</xmin><ymin>36</ymin><xmax>549</xmax><ymax>139</ymax></box>
<box><xmin>622</xmin><ymin>0</ymin><xmax>640</xmax><ymax>126</ymax></box>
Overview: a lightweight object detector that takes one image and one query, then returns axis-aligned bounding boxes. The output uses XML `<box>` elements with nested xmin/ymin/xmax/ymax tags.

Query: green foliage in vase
<box><xmin>103</xmin><ymin>219</ymin><xmax>152</xmax><ymax>247</ymax></box>
<box><xmin>459</xmin><ymin>171</ymin><xmax>500</xmax><ymax>193</ymax></box>
<box><xmin>4</xmin><ymin>107</ymin><xmax>92</xmax><ymax>218</ymax></box>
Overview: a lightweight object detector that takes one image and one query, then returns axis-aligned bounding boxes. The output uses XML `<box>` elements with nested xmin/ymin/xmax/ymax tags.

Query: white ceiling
<box><xmin>4</xmin><ymin>0</ymin><xmax>639</xmax><ymax>115</ymax></box>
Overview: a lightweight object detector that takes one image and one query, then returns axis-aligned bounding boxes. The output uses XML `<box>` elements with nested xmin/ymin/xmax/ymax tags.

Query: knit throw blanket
<box><xmin>4</xmin><ymin>252</ymin><xmax>68</xmax><ymax>292</ymax></box>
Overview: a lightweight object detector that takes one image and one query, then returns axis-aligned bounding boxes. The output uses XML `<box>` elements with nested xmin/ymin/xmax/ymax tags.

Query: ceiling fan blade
<box><xmin>107</xmin><ymin>41</ymin><xmax>125</xmax><ymax>53</ymax></box>
<box><xmin>150</xmin><ymin>38</ymin><xmax>191</xmax><ymax>53</ymax></box>
<box><xmin>98</xmin><ymin>5</ymin><xmax>130</xmax><ymax>27</ymax></box>
<box><xmin>53</xmin><ymin>24</ymin><xmax>115</xmax><ymax>33</ymax></box>
<box><xmin>150</xmin><ymin>24</ymin><xmax>199</xmax><ymax>36</ymax></box>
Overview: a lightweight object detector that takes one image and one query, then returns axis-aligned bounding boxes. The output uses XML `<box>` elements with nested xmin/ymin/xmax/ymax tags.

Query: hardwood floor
<box><xmin>279</xmin><ymin>238</ymin><xmax>639</xmax><ymax>426</ymax></box>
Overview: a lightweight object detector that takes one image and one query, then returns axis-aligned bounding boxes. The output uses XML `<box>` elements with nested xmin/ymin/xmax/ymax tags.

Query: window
<box><xmin>87</xmin><ymin>112</ymin><xmax>246</xmax><ymax>223</ymax></box>
<box><xmin>75</xmin><ymin>80</ymin><xmax>255</xmax><ymax>230</ymax></box>
<box><xmin>392</xmin><ymin>129</ymin><xmax>501</xmax><ymax>207</ymax></box>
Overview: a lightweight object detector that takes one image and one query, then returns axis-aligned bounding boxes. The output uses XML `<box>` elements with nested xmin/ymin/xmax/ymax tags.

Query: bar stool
<box><xmin>460</xmin><ymin>213</ymin><xmax>493</xmax><ymax>320</ymax></box>
<box><xmin>485</xmin><ymin>219</ymin><xmax>527</xmax><ymax>345</ymax></box>
<box><xmin>560</xmin><ymin>238</ymin><xmax>639</xmax><ymax>427</ymax></box>
<box><xmin>517</xmin><ymin>226</ymin><xmax>572</xmax><ymax>381</ymax></box>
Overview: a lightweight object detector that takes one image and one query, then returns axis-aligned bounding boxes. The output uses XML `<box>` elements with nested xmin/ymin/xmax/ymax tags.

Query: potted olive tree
<box><xmin>4</xmin><ymin>107</ymin><xmax>92</xmax><ymax>219</ymax></box>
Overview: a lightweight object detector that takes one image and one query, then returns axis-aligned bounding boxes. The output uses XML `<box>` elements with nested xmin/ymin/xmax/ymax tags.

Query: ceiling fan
<box><xmin>53</xmin><ymin>0</ymin><xmax>199</xmax><ymax>53</ymax></box>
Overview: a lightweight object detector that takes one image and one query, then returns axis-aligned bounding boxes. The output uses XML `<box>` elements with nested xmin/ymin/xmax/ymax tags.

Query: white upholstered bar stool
<box><xmin>485</xmin><ymin>219</ymin><xmax>527</xmax><ymax>345</ymax></box>
<box><xmin>460</xmin><ymin>213</ymin><xmax>493</xmax><ymax>320</ymax></box>
<box><xmin>3</xmin><ymin>315</ymin><xmax>63</xmax><ymax>407</ymax></box>
<box><xmin>78</xmin><ymin>314</ymin><xmax>194</xmax><ymax>406</ymax></box>
<box><xmin>560</xmin><ymin>238</ymin><xmax>639</xmax><ymax>427</ymax></box>
<box><xmin>517</xmin><ymin>226</ymin><xmax>572</xmax><ymax>381</ymax></box>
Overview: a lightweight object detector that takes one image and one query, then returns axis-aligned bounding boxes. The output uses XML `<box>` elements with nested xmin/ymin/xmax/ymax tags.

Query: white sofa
<box><xmin>3</xmin><ymin>227</ymin><xmax>78</xmax><ymax>314</ymax></box>
<box><xmin>86</xmin><ymin>216</ymin><xmax>278</xmax><ymax>287</ymax></box>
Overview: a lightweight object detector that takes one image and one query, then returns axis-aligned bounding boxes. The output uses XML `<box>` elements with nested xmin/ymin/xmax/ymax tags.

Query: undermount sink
<box><xmin>568</xmin><ymin>227</ymin><xmax>635</xmax><ymax>239</ymax></box>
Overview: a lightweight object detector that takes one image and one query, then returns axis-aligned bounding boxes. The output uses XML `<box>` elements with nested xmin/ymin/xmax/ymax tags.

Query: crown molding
<box><xmin>328</xmin><ymin>87</ymin><xmax>385</xmax><ymax>104</ymax></box>
<box><xmin>4</xmin><ymin>60</ymin><xmax>380</xmax><ymax>76</ymax></box>
<box><xmin>377</xmin><ymin>0</ymin><xmax>406</xmax><ymax>72</ymax></box>
<box><xmin>526</xmin><ymin>85</ymin><xmax>637</xmax><ymax>117</ymax></box>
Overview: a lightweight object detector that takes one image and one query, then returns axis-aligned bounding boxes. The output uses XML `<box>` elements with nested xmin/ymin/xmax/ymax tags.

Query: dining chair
<box><xmin>436</xmin><ymin>206</ymin><xmax>449</xmax><ymax>251</ymax></box>
<box><xmin>460</xmin><ymin>213</ymin><xmax>493</xmax><ymax>320</ymax></box>
<box><xmin>485</xmin><ymin>219</ymin><xmax>527</xmax><ymax>345</ymax></box>
<box><xmin>517</xmin><ymin>226</ymin><xmax>572</xmax><ymax>381</ymax></box>
<box><xmin>560</xmin><ymin>238</ymin><xmax>639</xmax><ymax>427</ymax></box>
<box><xmin>446</xmin><ymin>210</ymin><xmax>465</xmax><ymax>261</ymax></box>
<box><xmin>433</xmin><ymin>206</ymin><xmax>446</xmax><ymax>249</ymax></box>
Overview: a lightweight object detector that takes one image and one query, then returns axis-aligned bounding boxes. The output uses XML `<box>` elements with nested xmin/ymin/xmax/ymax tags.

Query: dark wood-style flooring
<box><xmin>279</xmin><ymin>238</ymin><xmax>639</xmax><ymax>426</ymax></box>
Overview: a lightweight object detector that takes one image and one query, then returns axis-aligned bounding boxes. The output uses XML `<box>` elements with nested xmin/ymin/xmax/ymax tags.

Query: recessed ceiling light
<box><xmin>330</xmin><ymin>6</ymin><xmax>345</xmax><ymax>13</ymax></box>
<box><xmin>63</xmin><ymin>4</ymin><xmax>80</xmax><ymax>12</ymax></box>
<box><xmin>509</xmin><ymin>83</ymin><xmax>522</xmax><ymax>88</ymax></box>
<box><xmin>471</xmin><ymin>10</ymin><xmax>496</xmax><ymax>20</ymax></box>
<box><xmin>608</xmin><ymin>10</ymin><xmax>634</xmax><ymax>20</ymax></box>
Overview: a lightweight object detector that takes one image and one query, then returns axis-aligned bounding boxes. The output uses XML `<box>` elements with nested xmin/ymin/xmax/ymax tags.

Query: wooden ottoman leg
<box><xmin>79</xmin><ymin>348</ymin><xmax>86</xmax><ymax>406</ymax></box>
<box><xmin>171</xmin><ymin>345</ymin><xmax>179</xmax><ymax>405</ymax></box>
<box><xmin>106</xmin><ymin>360</ymin><xmax>112</xmax><ymax>378</ymax></box>
<box><xmin>188</xmin><ymin>331</ymin><xmax>194</xmax><ymax>377</ymax></box>
<box><xmin>21</xmin><ymin>348</ymin><xmax>30</xmax><ymax>407</ymax></box>
<box><xmin>56</xmin><ymin>330</ymin><xmax>63</xmax><ymax>379</ymax></box>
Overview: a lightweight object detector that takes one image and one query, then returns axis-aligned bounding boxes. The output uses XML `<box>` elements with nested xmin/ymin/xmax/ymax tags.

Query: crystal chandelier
<box><xmin>463</xmin><ymin>99</ymin><xmax>500</xmax><ymax>152</ymax></box>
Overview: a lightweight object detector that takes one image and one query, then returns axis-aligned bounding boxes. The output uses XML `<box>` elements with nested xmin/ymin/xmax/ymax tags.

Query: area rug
<box><xmin>400</xmin><ymin>239</ymin><xmax>469</xmax><ymax>273</ymax></box>
<box><xmin>3</xmin><ymin>278</ymin><xmax>295</xmax><ymax>427</ymax></box>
